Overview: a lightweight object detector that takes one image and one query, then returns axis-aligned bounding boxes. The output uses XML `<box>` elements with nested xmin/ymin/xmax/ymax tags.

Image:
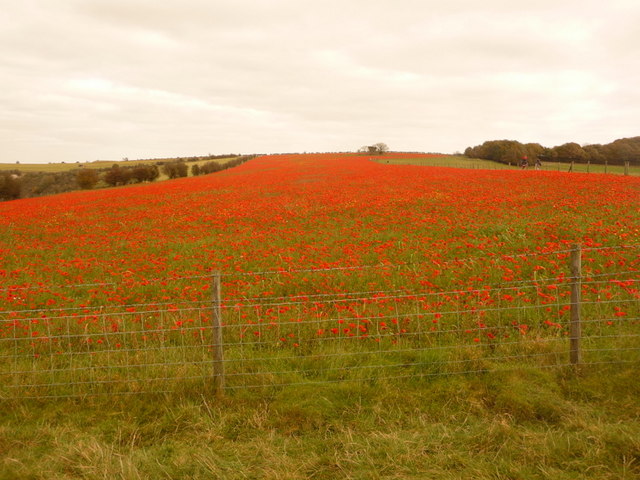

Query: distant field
<box><xmin>4</xmin><ymin>154</ymin><xmax>635</xmax><ymax>176</ymax></box>
<box><xmin>0</xmin><ymin>162</ymin><xmax>84</xmax><ymax>173</ymax></box>
<box><xmin>376</xmin><ymin>155</ymin><xmax>638</xmax><ymax>175</ymax></box>
<box><xmin>0</xmin><ymin>156</ymin><xmax>238</xmax><ymax>174</ymax></box>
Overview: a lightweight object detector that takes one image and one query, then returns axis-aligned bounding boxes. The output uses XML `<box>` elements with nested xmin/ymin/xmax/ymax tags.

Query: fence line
<box><xmin>0</xmin><ymin>281</ymin><xmax>635</xmax><ymax>328</ymax></box>
<box><xmin>2</xmin><ymin>312</ymin><xmax>637</xmax><ymax>361</ymax></box>
<box><xmin>5</xmin><ymin>294</ymin><xmax>636</xmax><ymax>349</ymax></box>
<box><xmin>0</xmin><ymin>244</ymin><xmax>638</xmax><ymax>399</ymax></box>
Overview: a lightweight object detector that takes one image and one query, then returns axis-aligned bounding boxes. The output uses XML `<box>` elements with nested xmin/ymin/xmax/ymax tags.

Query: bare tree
<box><xmin>373</xmin><ymin>142</ymin><xmax>389</xmax><ymax>154</ymax></box>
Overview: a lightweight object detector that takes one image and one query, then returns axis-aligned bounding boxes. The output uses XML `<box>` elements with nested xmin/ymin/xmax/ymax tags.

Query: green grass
<box><xmin>1</xmin><ymin>364</ymin><xmax>639</xmax><ymax>479</ymax></box>
<box><xmin>376</xmin><ymin>155</ymin><xmax>639</xmax><ymax>175</ymax></box>
<box><xmin>374</xmin><ymin>155</ymin><xmax>508</xmax><ymax>170</ymax></box>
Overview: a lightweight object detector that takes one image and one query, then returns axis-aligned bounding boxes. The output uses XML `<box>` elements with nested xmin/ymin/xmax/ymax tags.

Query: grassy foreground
<box><xmin>1</xmin><ymin>364</ymin><xmax>639</xmax><ymax>479</ymax></box>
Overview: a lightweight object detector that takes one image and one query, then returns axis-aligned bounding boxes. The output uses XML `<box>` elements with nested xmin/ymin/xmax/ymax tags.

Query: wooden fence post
<box><xmin>212</xmin><ymin>271</ymin><xmax>225</xmax><ymax>396</ymax></box>
<box><xmin>624</xmin><ymin>161</ymin><xmax>630</xmax><ymax>176</ymax></box>
<box><xmin>569</xmin><ymin>245</ymin><xmax>582</xmax><ymax>366</ymax></box>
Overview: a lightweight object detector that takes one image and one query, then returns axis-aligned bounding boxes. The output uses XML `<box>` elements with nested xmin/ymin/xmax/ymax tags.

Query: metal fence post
<box><xmin>569</xmin><ymin>245</ymin><xmax>582</xmax><ymax>366</ymax></box>
<box><xmin>212</xmin><ymin>271</ymin><xmax>225</xmax><ymax>396</ymax></box>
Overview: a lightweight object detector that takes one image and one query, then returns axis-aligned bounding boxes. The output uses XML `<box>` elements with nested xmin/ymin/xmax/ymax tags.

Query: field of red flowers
<box><xmin>0</xmin><ymin>153</ymin><xmax>638</xmax><ymax>395</ymax></box>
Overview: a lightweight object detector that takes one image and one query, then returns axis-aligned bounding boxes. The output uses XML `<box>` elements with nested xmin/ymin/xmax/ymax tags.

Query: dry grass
<box><xmin>1</xmin><ymin>364</ymin><xmax>639</xmax><ymax>479</ymax></box>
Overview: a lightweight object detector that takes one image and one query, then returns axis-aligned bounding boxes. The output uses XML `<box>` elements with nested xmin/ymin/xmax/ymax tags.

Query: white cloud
<box><xmin>0</xmin><ymin>0</ymin><xmax>638</xmax><ymax>162</ymax></box>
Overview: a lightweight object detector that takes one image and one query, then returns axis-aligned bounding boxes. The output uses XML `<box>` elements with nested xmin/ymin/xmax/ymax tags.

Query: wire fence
<box><xmin>1</xmin><ymin>245</ymin><xmax>638</xmax><ymax>398</ymax></box>
<box><xmin>377</xmin><ymin>157</ymin><xmax>640</xmax><ymax>176</ymax></box>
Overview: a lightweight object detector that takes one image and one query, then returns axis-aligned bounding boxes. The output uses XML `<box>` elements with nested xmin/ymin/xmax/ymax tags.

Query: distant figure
<box><xmin>520</xmin><ymin>156</ymin><xmax>529</xmax><ymax>169</ymax></box>
<box><xmin>535</xmin><ymin>158</ymin><xmax>542</xmax><ymax>170</ymax></box>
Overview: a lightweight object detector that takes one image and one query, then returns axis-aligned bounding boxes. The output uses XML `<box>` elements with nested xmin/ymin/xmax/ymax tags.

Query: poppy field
<box><xmin>0</xmin><ymin>153</ymin><xmax>639</xmax><ymax>397</ymax></box>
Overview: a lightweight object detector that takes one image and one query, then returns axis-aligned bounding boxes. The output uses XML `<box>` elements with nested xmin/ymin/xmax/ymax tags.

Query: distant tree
<box><xmin>76</xmin><ymin>168</ymin><xmax>99</xmax><ymax>189</ymax></box>
<box><xmin>176</xmin><ymin>162</ymin><xmax>188</xmax><ymax>177</ymax></box>
<box><xmin>130</xmin><ymin>165</ymin><xmax>159</xmax><ymax>183</ymax></box>
<box><xmin>0</xmin><ymin>173</ymin><xmax>21</xmax><ymax>200</ymax></box>
<box><xmin>200</xmin><ymin>161</ymin><xmax>222</xmax><ymax>174</ymax></box>
<box><xmin>130</xmin><ymin>166</ymin><xmax>146</xmax><ymax>183</ymax></box>
<box><xmin>163</xmin><ymin>161</ymin><xmax>188</xmax><ymax>179</ymax></box>
<box><xmin>496</xmin><ymin>141</ymin><xmax>525</xmax><ymax>163</ymax></box>
<box><xmin>19</xmin><ymin>172</ymin><xmax>60</xmax><ymax>197</ymax></box>
<box><xmin>191</xmin><ymin>164</ymin><xmax>201</xmax><ymax>176</ymax></box>
<box><xmin>373</xmin><ymin>142</ymin><xmax>389</xmax><ymax>154</ymax></box>
<box><xmin>465</xmin><ymin>140</ymin><xmax>525</xmax><ymax>163</ymax></box>
<box><xmin>523</xmin><ymin>143</ymin><xmax>545</xmax><ymax>162</ymax></box>
<box><xmin>552</xmin><ymin>142</ymin><xmax>587</xmax><ymax>162</ymax></box>
<box><xmin>146</xmin><ymin>164</ymin><xmax>160</xmax><ymax>181</ymax></box>
<box><xmin>103</xmin><ymin>165</ymin><xmax>130</xmax><ymax>186</ymax></box>
<box><xmin>583</xmin><ymin>144</ymin><xmax>606</xmax><ymax>163</ymax></box>
<box><xmin>602</xmin><ymin>137</ymin><xmax>640</xmax><ymax>164</ymax></box>
<box><xmin>466</xmin><ymin>135</ymin><xmax>639</xmax><ymax>166</ymax></box>
<box><xmin>365</xmin><ymin>143</ymin><xmax>389</xmax><ymax>155</ymax></box>
<box><xmin>103</xmin><ymin>166</ymin><xmax>118</xmax><ymax>186</ymax></box>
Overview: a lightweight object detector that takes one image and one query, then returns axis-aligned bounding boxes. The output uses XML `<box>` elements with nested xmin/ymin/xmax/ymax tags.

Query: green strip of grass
<box><xmin>376</xmin><ymin>156</ymin><xmax>638</xmax><ymax>175</ymax></box>
<box><xmin>1</xmin><ymin>363</ymin><xmax>638</xmax><ymax>479</ymax></box>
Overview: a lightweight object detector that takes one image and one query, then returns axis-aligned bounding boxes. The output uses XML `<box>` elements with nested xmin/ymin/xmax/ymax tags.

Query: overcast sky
<box><xmin>1</xmin><ymin>0</ymin><xmax>638</xmax><ymax>163</ymax></box>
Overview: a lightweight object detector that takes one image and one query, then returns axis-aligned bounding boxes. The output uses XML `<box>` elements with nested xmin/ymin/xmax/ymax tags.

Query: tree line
<box><xmin>0</xmin><ymin>155</ymin><xmax>255</xmax><ymax>202</ymax></box>
<box><xmin>464</xmin><ymin>136</ymin><xmax>640</xmax><ymax>165</ymax></box>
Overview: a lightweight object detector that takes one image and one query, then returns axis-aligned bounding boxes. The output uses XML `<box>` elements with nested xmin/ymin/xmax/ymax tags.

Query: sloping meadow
<box><xmin>0</xmin><ymin>154</ymin><xmax>638</xmax><ymax>396</ymax></box>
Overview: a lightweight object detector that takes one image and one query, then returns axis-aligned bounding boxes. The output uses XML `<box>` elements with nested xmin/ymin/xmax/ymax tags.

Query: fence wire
<box><xmin>0</xmin><ymin>245</ymin><xmax>638</xmax><ymax>398</ymax></box>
